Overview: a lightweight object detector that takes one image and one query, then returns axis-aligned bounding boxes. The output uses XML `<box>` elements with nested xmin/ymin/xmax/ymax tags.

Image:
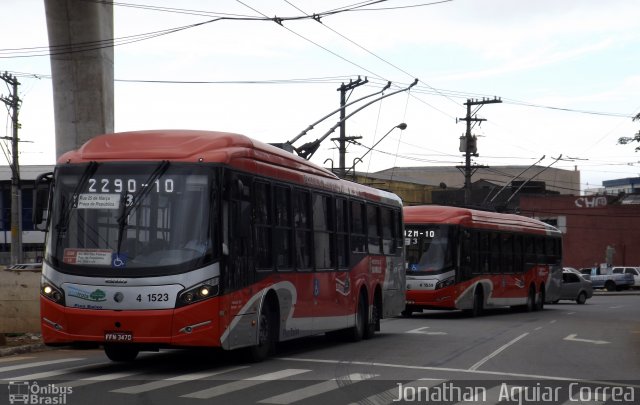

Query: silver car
<box><xmin>553</xmin><ymin>270</ymin><xmax>593</xmax><ymax>304</ymax></box>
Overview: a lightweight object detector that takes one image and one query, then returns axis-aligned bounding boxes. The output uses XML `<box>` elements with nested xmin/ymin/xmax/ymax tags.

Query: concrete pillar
<box><xmin>44</xmin><ymin>0</ymin><xmax>114</xmax><ymax>158</ymax></box>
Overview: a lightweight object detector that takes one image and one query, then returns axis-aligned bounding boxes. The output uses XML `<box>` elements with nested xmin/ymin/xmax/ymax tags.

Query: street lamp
<box><xmin>349</xmin><ymin>123</ymin><xmax>407</xmax><ymax>175</ymax></box>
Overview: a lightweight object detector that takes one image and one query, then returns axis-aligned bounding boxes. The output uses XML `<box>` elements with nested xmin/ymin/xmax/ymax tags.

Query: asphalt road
<box><xmin>1</xmin><ymin>294</ymin><xmax>638</xmax><ymax>405</ymax></box>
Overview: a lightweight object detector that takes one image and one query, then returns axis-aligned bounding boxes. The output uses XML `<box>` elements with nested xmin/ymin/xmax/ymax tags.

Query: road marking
<box><xmin>406</xmin><ymin>326</ymin><xmax>447</xmax><ymax>335</ymax></box>
<box><xmin>348</xmin><ymin>378</ymin><xmax>443</xmax><ymax>405</ymax></box>
<box><xmin>182</xmin><ymin>369</ymin><xmax>310</xmax><ymax>399</ymax></box>
<box><xmin>563</xmin><ymin>334</ymin><xmax>610</xmax><ymax>345</ymax></box>
<box><xmin>277</xmin><ymin>357</ymin><xmax>640</xmax><ymax>389</ymax></box>
<box><xmin>468</xmin><ymin>333</ymin><xmax>529</xmax><ymax>371</ymax></box>
<box><xmin>0</xmin><ymin>358</ymin><xmax>84</xmax><ymax>374</ymax></box>
<box><xmin>549</xmin><ymin>320</ymin><xmax>557</xmax><ymax>324</ymax></box>
<box><xmin>259</xmin><ymin>373</ymin><xmax>378</xmax><ymax>404</ymax></box>
<box><xmin>7</xmin><ymin>363</ymin><xmax>108</xmax><ymax>381</ymax></box>
<box><xmin>65</xmin><ymin>370</ymin><xmax>145</xmax><ymax>388</ymax></box>
<box><xmin>534</xmin><ymin>326</ymin><xmax>543</xmax><ymax>331</ymax></box>
<box><xmin>112</xmin><ymin>366</ymin><xmax>248</xmax><ymax>394</ymax></box>
<box><xmin>565</xmin><ymin>312</ymin><xmax>576</xmax><ymax>315</ymax></box>
<box><xmin>609</xmin><ymin>305</ymin><xmax>623</xmax><ymax>309</ymax></box>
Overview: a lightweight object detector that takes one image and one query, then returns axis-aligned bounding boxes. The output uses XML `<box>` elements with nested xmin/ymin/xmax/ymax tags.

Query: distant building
<box><xmin>520</xmin><ymin>194</ymin><xmax>640</xmax><ymax>268</ymax></box>
<box><xmin>371</xmin><ymin>165</ymin><xmax>580</xmax><ymax>196</ymax></box>
<box><xmin>602</xmin><ymin>177</ymin><xmax>640</xmax><ymax>195</ymax></box>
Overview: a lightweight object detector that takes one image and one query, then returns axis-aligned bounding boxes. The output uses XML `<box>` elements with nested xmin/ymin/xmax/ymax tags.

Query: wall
<box><xmin>0</xmin><ymin>269</ymin><xmax>40</xmax><ymax>333</ymax></box>
<box><xmin>520</xmin><ymin>195</ymin><xmax>640</xmax><ymax>268</ymax></box>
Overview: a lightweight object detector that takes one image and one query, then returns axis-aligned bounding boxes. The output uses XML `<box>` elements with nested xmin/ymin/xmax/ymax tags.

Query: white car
<box><xmin>611</xmin><ymin>266</ymin><xmax>640</xmax><ymax>288</ymax></box>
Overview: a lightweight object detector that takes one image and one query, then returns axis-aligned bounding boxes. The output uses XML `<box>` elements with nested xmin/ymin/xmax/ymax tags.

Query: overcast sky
<box><xmin>2</xmin><ymin>0</ymin><xmax>640</xmax><ymax>192</ymax></box>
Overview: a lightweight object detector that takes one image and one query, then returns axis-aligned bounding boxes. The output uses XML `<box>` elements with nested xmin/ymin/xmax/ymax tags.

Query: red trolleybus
<box><xmin>34</xmin><ymin>130</ymin><xmax>405</xmax><ymax>361</ymax></box>
<box><xmin>402</xmin><ymin>205</ymin><xmax>562</xmax><ymax>317</ymax></box>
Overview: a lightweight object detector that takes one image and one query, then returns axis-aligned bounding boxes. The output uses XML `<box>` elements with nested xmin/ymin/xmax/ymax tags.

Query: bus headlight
<box><xmin>41</xmin><ymin>277</ymin><xmax>65</xmax><ymax>305</ymax></box>
<box><xmin>435</xmin><ymin>276</ymin><xmax>455</xmax><ymax>290</ymax></box>
<box><xmin>177</xmin><ymin>277</ymin><xmax>219</xmax><ymax>307</ymax></box>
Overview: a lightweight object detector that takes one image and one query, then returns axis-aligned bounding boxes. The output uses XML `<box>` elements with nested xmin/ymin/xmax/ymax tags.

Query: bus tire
<box><xmin>364</xmin><ymin>292</ymin><xmax>381</xmax><ymax>339</ymax></box>
<box><xmin>470</xmin><ymin>287</ymin><xmax>483</xmax><ymax>317</ymax></box>
<box><xmin>248</xmin><ymin>300</ymin><xmax>276</xmax><ymax>362</ymax></box>
<box><xmin>526</xmin><ymin>286</ymin><xmax>535</xmax><ymax>312</ymax></box>
<box><xmin>348</xmin><ymin>292</ymin><xmax>367</xmax><ymax>342</ymax></box>
<box><xmin>104</xmin><ymin>344</ymin><xmax>139</xmax><ymax>362</ymax></box>
<box><xmin>535</xmin><ymin>285</ymin><xmax>545</xmax><ymax>311</ymax></box>
<box><xmin>401</xmin><ymin>305</ymin><xmax>416</xmax><ymax>317</ymax></box>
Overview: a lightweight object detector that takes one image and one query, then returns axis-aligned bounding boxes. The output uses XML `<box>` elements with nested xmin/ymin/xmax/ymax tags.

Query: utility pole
<box><xmin>457</xmin><ymin>97</ymin><xmax>501</xmax><ymax>205</ymax></box>
<box><xmin>336</xmin><ymin>77</ymin><xmax>367</xmax><ymax>178</ymax></box>
<box><xmin>1</xmin><ymin>72</ymin><xmax>23</xmax><ymax>265</ymax></box>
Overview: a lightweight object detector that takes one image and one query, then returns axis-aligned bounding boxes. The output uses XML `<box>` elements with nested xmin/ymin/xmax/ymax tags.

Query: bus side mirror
<box><xmin>33</xmin><ymin>172</ymin><xmax>53</xmax><ymax>231</ymax></box>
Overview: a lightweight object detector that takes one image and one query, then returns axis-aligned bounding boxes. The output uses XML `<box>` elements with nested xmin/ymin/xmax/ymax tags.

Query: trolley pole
<box><xmin>1</xmin><ymin>72</ymin><xmax>23</xmax><ymax>265</ymax></box>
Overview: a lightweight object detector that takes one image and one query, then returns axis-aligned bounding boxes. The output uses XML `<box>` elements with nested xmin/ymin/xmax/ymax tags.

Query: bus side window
<box><xmin>513</xmin><ymin>234</ymin><xmax>524</xmax><ymax>273</ymax></box>
<box><xmin>367</xmin><ymin>204</ymin><xmax>381</xmax><ymax>254</ymax></box>
<box><xmin>381</xmin><ymin>207</ymin><xmax>394</xmax><ymax>255</ymax></box>
<box><xmin>477</xmin><ymin>231</ymin><xmax>490</xmax><ymax>274</ymax></box>
<box><xmin>254</xmin><ymin>181</ymin><xmax>272</xmax><ymax>271</ymax></box>
<box><xmin>313</xmin><ymin>193</ymin><xmax>334</xmax><ymax>270</ymax></box>
<box><xmin>350</xmin><ymin>200</ymin><xmax>366</xmax><ymax>253</ymax></box>
<box><xmin>460</xmin><ymin>229</ymin><xmax>473</xmax><ymax>280</ymax></box>
<box><xmin>274</xmin><ymin>185</ymin><xmax>293</xmax><ymax>271</ymax></box>
<box><xmin>335</xmin><ymin>198</ymin><xmax>349</xmax><ymax>268</ymax></box>
<box><xmin>294</xmin><ymin>189</ymin><xmax>312</xmax><ymax>270</ymax></box>
<box><xmin>489</xmin><ymin>232</ymin><xmax>501</xmax><ymax>273</ymax></box>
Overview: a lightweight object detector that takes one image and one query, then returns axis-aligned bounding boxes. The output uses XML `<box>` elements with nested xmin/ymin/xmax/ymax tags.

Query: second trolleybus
<box><xmin>34</xmin><ymin>130</ymin><xmax>405</xmax><ymax>361</ymax></box>
<box><xmin>402</xmin><ymin>205</ymin><xmax>562</xmax><ymax>317</ymax></box>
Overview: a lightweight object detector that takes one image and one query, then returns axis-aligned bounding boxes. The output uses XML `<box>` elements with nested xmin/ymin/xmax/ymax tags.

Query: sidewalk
<box><xmin>0</xmin><ymin>333</ymin><xmax>50</xmax><ymax>357</ymax></box>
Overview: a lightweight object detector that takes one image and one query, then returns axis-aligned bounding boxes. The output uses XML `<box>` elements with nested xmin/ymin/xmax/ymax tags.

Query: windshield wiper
<box><xmin>56</xmin><ymin>161</ymin><xmax>99</xmax><ymax>237</ymax></box>
<box><xmin>116</xmin><ymin>160</ymin><xmax>170</xmax><ymax>254</ymax></box>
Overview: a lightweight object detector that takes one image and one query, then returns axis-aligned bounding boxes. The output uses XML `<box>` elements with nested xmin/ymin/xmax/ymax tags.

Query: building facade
<box><xmin>519</xmin><ymin>194</ymin><xmax>640</xmax><ymax>268</ymax></box>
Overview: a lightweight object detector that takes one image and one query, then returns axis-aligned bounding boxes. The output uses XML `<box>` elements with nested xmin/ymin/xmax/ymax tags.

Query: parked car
<box><xmin>578</xmin><ymin>267</ymin><xmax>634</xmax><ymax>291</ymax></box>
<box><xmin>611</xmin><ymin>266</ymin><xmax>640</xmax><ymax>288</ymax></box>
<box><xmin>563</xmin><ymin>267</ymin><xmax>581</xmax><ymax>275</ymax></box>
<box><xmin>553</xmin><ymin>270</ymin><xmax>593</xmax><ymax>304</ymax></box>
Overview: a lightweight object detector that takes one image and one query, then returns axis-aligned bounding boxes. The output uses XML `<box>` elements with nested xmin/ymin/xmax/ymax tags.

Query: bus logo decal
<box><xmin>68</xmin><ymin>286</ymin><xmax>107</xmax><ymax>302</ymax></box>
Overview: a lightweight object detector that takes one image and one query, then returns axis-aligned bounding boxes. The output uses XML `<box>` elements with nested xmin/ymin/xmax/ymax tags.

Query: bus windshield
<box><xmin>405</xmin><ymin>224</ymin><xmax>455</xmax><ymax>275</ymax></box>
<box><xmin>47</xmin><ymin>162</ymin><xmax>218</xmax><ymax>276</ymax></box>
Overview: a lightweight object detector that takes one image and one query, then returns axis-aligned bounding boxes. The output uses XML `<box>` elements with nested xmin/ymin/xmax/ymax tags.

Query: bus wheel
<box><xmin>470</xmin><ymin>287</ymin><xmax>483</xmax><ymax>317</ymax></box>
<box><xmin>526</xmin><ymin>286</ymin><xmax>536</xmax><ymax>312</ymax></box>
<box><xmin>104</xmin><ymin>344</ymin><xmax>139</xmax><ymax>362</ymax></box>
<box><xmin>364</xmin><ymin>294</ymin><xmax>380</xmax><ymax>339</ymax></box>
<box><xmin>535</xmin><ymin>286</ymin><xmax>545</xmax><ymax>311</ymax></box>
<box><xmin>248</xmin><ymin>301</ymin><xmax>275</xmax><ymax>362</ymax></box>
<box><xmin>348</xmin><ymin>293</ymin><xmax>367</xmax><ymax>342</ymax></box>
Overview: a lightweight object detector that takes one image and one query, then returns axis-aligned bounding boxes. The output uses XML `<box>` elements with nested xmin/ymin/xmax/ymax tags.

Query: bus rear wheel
<box><xmin>104</xmin><ymin>344</ymin><xmax>139</xmax><ymax>362</ymax></box>
<box><xmin>364</xmin><ymin>294</ymin><xmax>380</xmax><ymax>339</ymax></box>
<box><xmin>248</xmin><ymin>301</ymin><xmax>276</xmax><ymax>362</ymax></box>
<box><xmin>348</xmin><ymin>293</ymin><xmax>367</xmax><ymax>342</ymax></box>
<box><xmin>535</xmin><ymin>286</ymin><xmax>545</xmax><ymax>311</ymax></box>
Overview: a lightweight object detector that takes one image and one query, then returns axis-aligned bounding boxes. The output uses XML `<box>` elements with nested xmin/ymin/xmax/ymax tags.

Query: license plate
<box><xmin>104</xmin><ymin>331</ymin><xmax>133</xmax><ymax>343</ymax></box>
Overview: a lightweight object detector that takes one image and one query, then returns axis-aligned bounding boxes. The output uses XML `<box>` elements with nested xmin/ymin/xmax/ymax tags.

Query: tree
<box><xmin>618</xmin><ymin>112</ymin><xmax>640</xmax><ymax>151</ymax></box>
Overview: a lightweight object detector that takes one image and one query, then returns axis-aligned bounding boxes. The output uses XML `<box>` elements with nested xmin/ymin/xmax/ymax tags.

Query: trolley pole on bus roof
<box><xmin>457</xmin><ymin>97</ymin><xmax>501</xmax><ymax>205</ymax></box>
<box><xmin>1</xmin><ymin>72</ymin><xmax>23</xmax><ymax>265</ymax></box>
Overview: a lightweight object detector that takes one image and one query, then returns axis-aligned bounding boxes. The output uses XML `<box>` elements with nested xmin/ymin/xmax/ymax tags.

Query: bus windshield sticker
<box><xmin>63</xmin><ymin>249</ymin><xmax>113</xmax><ymax>265</ymax></box>
<box><xmin>77</xmin><ymin>193</ymin><xmax>121</xmax><ymax>209</ymax></box>
<box><xmin>112</xmin><ymin>253</ymin><xmax>127</xmax><ymax>268</ymax></box>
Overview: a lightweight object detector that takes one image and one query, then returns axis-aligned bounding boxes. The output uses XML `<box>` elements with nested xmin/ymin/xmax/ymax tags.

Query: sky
<box><xmin>2</xmin><ymin>0</ymin><xmax>640</xmax><ymax>194</ymax></box>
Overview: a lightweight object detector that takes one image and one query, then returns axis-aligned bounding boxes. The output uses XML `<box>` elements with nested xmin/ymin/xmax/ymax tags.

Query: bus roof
<box><xmin>404</xmin><ymin>205</ymin><xmax>561</xmax><ymax>235</ymax></box>
<box><xmin>58</xmin><ymin>129</ymin><xmax>402</xmax><ymax>206</ymax></box>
